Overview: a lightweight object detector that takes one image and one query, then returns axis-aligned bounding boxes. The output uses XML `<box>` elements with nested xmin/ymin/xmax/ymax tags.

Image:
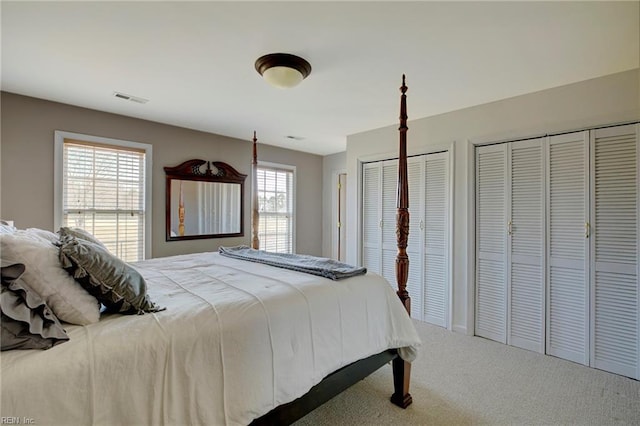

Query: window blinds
<box><xmin>62</xmin><ymin>139</ymin><xmax>146</xmax><ymax>262</ymax></box>
<box><xmin>256</xmin><ymin>166</ymin><xmax>294</xmax><ymax>253</ymax></box>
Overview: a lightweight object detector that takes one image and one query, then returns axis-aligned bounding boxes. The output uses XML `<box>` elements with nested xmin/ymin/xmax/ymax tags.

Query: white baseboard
<box><xmin>452</xmin><ymin>324</ymin><xmax>470</xmax><ymax>335</ymax></box>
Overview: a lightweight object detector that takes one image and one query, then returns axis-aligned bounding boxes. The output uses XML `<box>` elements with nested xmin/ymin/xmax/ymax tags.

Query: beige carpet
<box><xmin>294</xmin><ymin>320</ymin><xmax>640</xmax><ymax>425</ymax></box>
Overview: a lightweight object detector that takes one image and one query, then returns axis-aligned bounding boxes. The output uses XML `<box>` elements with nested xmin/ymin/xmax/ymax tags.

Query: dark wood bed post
<box><xmin>251</xmin><ymin>131</ymin><xmax>260</xmax><ymax>250</ymax></box>
<box><xmin>390</xmin><ymin>74</ymin><xmax>413</xmax><ymax>409</ymax></box>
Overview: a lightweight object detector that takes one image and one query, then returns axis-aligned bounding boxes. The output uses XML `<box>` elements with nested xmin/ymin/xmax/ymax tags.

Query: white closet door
<box><xmin>547</xmin><ymin>131</ymin><xmax>590</xmax><ymax>365</ymax></box>
<box><xmin>362</xmin><ymin>163</ymin><xmax>381</xmax><ymax>274</ymax></box>
<box><xmin>423</xmin><ymin>152</ymin><xmax>449</xmax><ymax>327</ymax></box>
<box><xmin>407</xmin><ymin>157</ymin><xmax>425</xmax><ymax>320</ymax></box>
<box><xmin>362</xmin><ymin>160</ymin><xmax>400</xmax><ymax>284</ymax></box>
<box><xmin>508</xmin><ymin>139</ymin><xmax>545</xmax><ymax>353</ymax></box>
<box><xmin>476</xmin><ymin>144</ymin><xmax>508</xmax><ymax>343</ymax></box>
<box><xmin>381</xmin><ymin>161</ymin><xmax>399</xmax><ymax>286</ymax></box>
<box><xmin>363</xmin><ymin>152</ymin><xmax>451</xmax><ymax>326</ymax></box>
<box><xmin>590</xmin><ymin>124</ymin><xmax>639</xmax><ymax>379</ymax></box>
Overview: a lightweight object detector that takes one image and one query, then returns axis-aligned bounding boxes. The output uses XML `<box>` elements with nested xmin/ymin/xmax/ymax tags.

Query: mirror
<box><xmin>165</xmin><ymin>159</ymin><xmax>246</xmax><ymax>241</ymax></box>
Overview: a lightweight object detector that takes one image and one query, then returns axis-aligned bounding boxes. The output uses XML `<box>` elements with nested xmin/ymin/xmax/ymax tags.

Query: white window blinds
<box><xmin>257</xmin><ymin>165</ymin><xmax>294</xmax><ymax>253</ymax></box>
<box><xmin>62</xmin><ymin>139</ymin><xmax>146</xmax><ymax>262</ymax></box>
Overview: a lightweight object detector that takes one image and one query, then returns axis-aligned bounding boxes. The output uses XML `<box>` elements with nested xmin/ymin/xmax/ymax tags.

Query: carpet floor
<box><xmin>294</xmin><ymin>320</ymin><xmax>640</xmax><ymax>425</ymax></box>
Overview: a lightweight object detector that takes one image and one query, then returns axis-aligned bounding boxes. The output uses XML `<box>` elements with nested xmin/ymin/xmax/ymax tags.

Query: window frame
<box><xmin>54</xmin><ymin>130</ymin><xmax>153</xmax><ymax>259</ymax></box>
<box><xmin>254</xmin><ymin>161</ymin><xmax>296</xmax><ymax>254</ymax></box>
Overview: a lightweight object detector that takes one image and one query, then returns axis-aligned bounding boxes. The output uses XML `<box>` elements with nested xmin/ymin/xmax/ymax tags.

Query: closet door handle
<box><xmin>585</xmin><ymin>222</ymin><xmax>590</xmax><ymax>238</ymax></box>
<box><xmin>420</xmin><ymin>220</ymin><xmax>424</xmax><ymax>230</ymax></box>
<box><xmin>507</xmin><ymin>220</ymin><xmax>513</xmax><ymax>236</ymax></box>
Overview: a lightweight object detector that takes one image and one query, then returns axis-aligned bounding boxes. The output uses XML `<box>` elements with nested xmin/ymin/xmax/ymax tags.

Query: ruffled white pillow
<box><xmin>1</xmin><ymin>263</ymin><xmax>70</xmax><ymax>350</ymax></box>
<box><xmin>0</xmin><ymin>230</ymin><xmax>100</xmax><ymax>325</ymax></box>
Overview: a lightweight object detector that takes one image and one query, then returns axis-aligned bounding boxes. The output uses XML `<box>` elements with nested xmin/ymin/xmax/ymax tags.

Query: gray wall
<box><xmin>321</xmin><ymin>151</ymin><xmax>346</xmax><ymax>258</ymax></box>
<box><xmin>1</xmin><ymin>92</ymin><xmax>323</xmax><ymax>258</ymax></box>
<box><xmin>344</xmin><ymin>69</ymin><xmax>640</xmax><ymax>334</ymax></box>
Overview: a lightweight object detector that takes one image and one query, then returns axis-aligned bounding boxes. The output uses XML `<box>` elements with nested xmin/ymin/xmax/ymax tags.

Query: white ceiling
<box><xmin>2</xmin><ymin>1</ymin><xmax>638</xmax><ymax>156</ymax></box>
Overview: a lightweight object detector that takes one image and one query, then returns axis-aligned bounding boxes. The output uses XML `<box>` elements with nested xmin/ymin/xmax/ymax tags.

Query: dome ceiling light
<box><xmin>254</xmin><ymin>53</ymin><xmax>312</xmax><ymax>89</ymax></box>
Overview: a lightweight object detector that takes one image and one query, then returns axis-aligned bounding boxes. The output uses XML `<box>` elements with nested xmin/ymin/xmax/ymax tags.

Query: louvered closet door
<box><xmin>590</xmin><ymin>124</ymin><xmax>639</xmax><ymax>379</ymax></box>
<box><xmin>508</xmin><ymin>139</ymin><xmax>545</xmax><ymax>353</ymax></box>
<box><xmin>547</xmin><ymin>131</ymin><xmax>590</xmax><ymax>365</ymax></box>
<box><xmin>381</xmin><ymin>161</ymin><xmax>399</xmax><ymax>286</ymax></box>
<box><xmin>362</xmin><ymin>163</ymin><xmax>382</xmax><ymax>274</ymax></box>
<box><xmin>476</xmin><ymin>144</ymin><xmax>507</xmax><ymax>343</ymax></box>
<box><xmin>407</xmin><ymin>157</ymin><xmax>425</xmax><ymax>320</ymax></box>
<box><xmin>423</xmin><ymin>152</ymin><xmax>450</xmax><ymax>327</ymax></box>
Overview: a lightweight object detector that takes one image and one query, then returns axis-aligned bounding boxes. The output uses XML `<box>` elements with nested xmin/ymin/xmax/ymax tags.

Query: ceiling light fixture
<box><xmin>255</xmin><ymin>53</ymin><xmax>312</xmax><ymax>89</ymax></box>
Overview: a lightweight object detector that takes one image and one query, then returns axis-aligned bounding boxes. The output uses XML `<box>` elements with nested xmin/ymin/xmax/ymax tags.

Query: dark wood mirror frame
<box><xmin>165</xmin><ymin>159</ymin><xmax>247</xmax><ymax>241</ymax></box>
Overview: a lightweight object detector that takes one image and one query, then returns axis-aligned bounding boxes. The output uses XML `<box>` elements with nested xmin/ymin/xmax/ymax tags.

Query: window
<box><xmin>256</xmin><ymin>163</ymin><xmax>295</xmax><ymax>253</ymax></box>
<box><xmin>54</xmin><ymin>131</ymin><xmax>152</xmax><ymax>261</ymax></box>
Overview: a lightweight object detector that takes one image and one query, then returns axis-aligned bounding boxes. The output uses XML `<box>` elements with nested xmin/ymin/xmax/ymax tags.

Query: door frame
<box><xmin>331</xmin><ymin>169</ymin><xmax>347</xmax><ymax>261</ymax></box>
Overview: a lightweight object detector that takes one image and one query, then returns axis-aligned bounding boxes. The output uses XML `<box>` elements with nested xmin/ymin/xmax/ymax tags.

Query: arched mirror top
<box><xmin>164</xmin><ymin>159</ymin><xmax>247</xmax><ymax>183</ymax></box>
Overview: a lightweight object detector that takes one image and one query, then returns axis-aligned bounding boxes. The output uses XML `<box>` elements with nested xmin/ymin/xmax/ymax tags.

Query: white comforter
<box><xmin>1</xmin><ymin>252</ymin><xmax>420</xmax><ymax>425</ymax></box>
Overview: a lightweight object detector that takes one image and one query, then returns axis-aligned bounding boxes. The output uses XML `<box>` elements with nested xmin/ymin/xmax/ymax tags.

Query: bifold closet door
<box><xmin>362</xmin><ymin>159</ymin><xmax>404</xmax><ymax>286</ymax></box>
<box><xmin>590</xmin><ymin>124</ymin><xmax>639</xmax><ymax>379</ymax></box>
<box><xmin>546</xmin><ymin>131</ymin><xmax>590</xmax><ymax>365</ymax></box>
<box><xmin>362</xmin><ymin>163</ymin><xmax>381</xmax><ymax>274</ymax></box>
<box><xmin>406</xmin><ymin>153</ymin><xmax>450</xmax><ymax>325</ymax></box>
<box><xmin>362</xmin><ymin>153</ymin><xmax>450</xmax><ymax>326</ymax></box>
<box><xmin>407</xmin><ymin>157</ymin><xmax>424</xmax><ymax>320</ymax></box>
<box><xmin>381</xmin><ymin>161</ymin><xmax>399</xmax><ymax>286</ymax></box>
<box><xmin>508</xmin><ymin>139</ymin><xmax>545</xmax><ymax>353</ymax></box>
<box><xmin>361</xmin><ymin>159</ymin><xmax>401</xmax><ymax>284</ymax></box>
<box><xmin>476</xmin><ymin>140</ymin><xmax>544</xmax><ymax>349</ymax></box>
<box><xmin>423</xmin><ymin>152</ymin><xmax>450</xmax><ymax>327</ymax></box>
<box><xmin>476</xmin><ymin>144</ymin><xmax>507</xmax><ymax>343</ymax></box>
<box><xmin>474</xmin><ymin>124</ymin><xmax>638</xmax><ymax>378</ymax></box>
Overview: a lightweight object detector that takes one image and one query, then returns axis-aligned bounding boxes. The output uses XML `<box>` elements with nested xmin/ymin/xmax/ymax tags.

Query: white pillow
<box><xmin>25</xmin><ymin>227</ymin><xmax>59</xmax><ymax>244</ymax></box>
<box><xmin>0</xmin><ymin>232</ymin><xmax>101</xmax><ymax>325</ymax></box>
<box><xmin>0</xmin><ymin>223</ymin><xmax>17</xmax><ymax>235</ymax></box>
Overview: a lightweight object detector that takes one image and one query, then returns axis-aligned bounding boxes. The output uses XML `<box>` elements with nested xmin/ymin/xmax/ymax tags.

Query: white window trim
<box><xmin>54</xmin><ymin>130</ymin><xmax>153</xmax><ymax>259</ymax></box>
<box><xmin>256</xmin><ymin>160</ymin><xmax>296</xmax><ymax>253</ymax></box>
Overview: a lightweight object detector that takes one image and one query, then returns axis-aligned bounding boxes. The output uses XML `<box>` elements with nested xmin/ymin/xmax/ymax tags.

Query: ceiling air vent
<box><xmin>113</xmin><ymin>91</ymin><xmax>149</xmax><ymax>104</ymax></box>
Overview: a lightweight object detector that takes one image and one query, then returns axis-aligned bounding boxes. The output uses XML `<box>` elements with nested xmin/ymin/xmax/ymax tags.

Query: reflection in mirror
<box><xmin>165</xmin><ymin>159</ymin><xmax>246</xmax><ymax>241</ymax></box>
<box><xmin>170</xmin><ymin>180</ymin><xmax>241</xmax><ymax>237</ymax></box>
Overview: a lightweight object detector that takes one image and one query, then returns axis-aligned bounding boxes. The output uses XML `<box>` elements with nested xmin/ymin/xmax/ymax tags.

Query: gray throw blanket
<box><xmin>218</xmin><ymin>246</ymin><xmax>367</xmax><ymax>280</ymax></box>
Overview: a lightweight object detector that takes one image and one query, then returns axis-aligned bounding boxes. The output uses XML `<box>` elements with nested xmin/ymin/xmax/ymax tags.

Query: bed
<box><xmin>1</xmin><ymin>76</ymin><xmax>417</xmax><ymax>425</ymax></box>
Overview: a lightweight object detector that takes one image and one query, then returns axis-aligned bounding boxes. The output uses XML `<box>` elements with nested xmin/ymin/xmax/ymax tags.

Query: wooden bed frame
<box><xmin>251</xmin><ymin>76</ymin><xmax>412</xmax><ymax>425</ymax></box>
